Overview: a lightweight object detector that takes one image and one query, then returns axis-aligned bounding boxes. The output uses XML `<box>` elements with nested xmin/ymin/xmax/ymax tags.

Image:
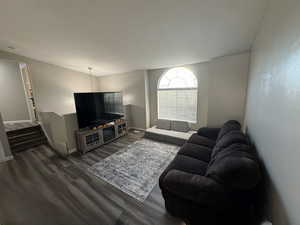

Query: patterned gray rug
<box><xmin>88</xmin><ymin>138</ymin><xmax>179</xmax><ymax>202</ymax></box>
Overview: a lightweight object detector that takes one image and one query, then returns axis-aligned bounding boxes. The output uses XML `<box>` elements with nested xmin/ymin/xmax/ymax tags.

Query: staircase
<box><xmin>6</xmin><ymin>124</ymin><xmax>48</xmax><ymax>153</ymax></box>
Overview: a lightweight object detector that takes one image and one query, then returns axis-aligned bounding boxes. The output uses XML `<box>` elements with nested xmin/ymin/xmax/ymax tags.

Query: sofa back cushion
<box><xmin>206</xmin><ymin>144</ymin><xmax>260</xmax><ymax>190</ymax></box>
<box><xmin>216</xmin><ymin>120</ymin><xmax>241</xmax><ymax>142</ymax></box>
<box><xmin>157</xmin><ymin>119</ymin><xmax>171</xmax><ymax>130</ymax></box>
<box><xmin>211</xmin><ymin>130</ymin><xmax>248</xmax><ymax>159</ymax></box>
<box><xmin>171</xmin><ymin>121</ymin><xmax>190</xmax><ymax>132</ymax></box>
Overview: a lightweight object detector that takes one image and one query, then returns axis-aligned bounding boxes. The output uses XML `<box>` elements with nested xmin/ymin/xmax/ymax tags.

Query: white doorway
<box><xmin>0</xmin><ymin>59</ymin><xmax>31</xmax><ymax>122</ymax></box>
<box><xmin>0</xmin><ymin>60</ymin><xmax>37</xmax><ymax>123</ymax></box>
<box><xmin>19</xmin><ymin>63</ymin><xmax>38</xmax><ymax>122</ymax></box>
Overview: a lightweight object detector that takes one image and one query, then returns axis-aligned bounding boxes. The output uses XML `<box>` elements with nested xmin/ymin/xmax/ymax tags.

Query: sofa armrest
<box><xmin>197</xmin><ymin>127</ymin><xmax>221</xmax><ymax>140</ymax></box>
<box><xmin>162</xmin><ymin>169</ymin><xmax>228</xmax><ymax>206</ymax></box>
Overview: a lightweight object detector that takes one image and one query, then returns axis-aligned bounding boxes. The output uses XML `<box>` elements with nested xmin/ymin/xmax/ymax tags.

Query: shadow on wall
<box><xmin>38</xmin><ymin>112</ymin><xmax>68</xmax><ymax>156</ymax></box>
<box><xmin>124</xmin><ymin>104</ymin><xmax>132</xmax><ymax>126</ymax></box>
<box><xmin>129</xmin><ymin>105</ymin><xmax>146</xmax><ymax>129</ymax></box>
<box><xmin>117</xmin><ymin>104</ymin><xmax>146</xmax><ymax>129</ymax></box>
<box><xmin>247</xmin><ymin>136</ymin><xmax>290</xmax><ymax>225</ymax></box>
<box><xmin>259</xmin><ymin>164</ymin><xmax>291</xmax><ymax>225</ymax></box>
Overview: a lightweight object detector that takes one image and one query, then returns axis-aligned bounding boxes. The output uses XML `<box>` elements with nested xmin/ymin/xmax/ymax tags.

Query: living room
<box><xmin>0</xmin><ymin>0</ymin><xmax>299</xmax><ymax>225</ymax></box>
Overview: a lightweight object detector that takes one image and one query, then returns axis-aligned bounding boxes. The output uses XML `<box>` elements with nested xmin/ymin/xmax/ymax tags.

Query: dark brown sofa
<box><xmin>159</xmin><ymin>120</ymin><xmax>261</xmax><ymax>225</ymax></box>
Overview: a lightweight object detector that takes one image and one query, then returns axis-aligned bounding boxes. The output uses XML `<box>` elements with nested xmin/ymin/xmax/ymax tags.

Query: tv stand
<box><xmin>75</xmin><ymin>119</ymin><xmax>127</xmax><ymax>154</ymax></box>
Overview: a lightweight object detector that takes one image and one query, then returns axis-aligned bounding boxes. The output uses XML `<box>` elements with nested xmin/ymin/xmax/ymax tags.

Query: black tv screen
<box><xmin>74</xmin><ymin>92</ymin><xmax>123</xmax><ymax>128</ymax></box>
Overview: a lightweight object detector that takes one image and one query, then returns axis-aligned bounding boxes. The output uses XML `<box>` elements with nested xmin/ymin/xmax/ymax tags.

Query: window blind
<box><xmin>158</xmin><ymin>89</ymin><xmax>197</xmax><ymax>122</ymax></box>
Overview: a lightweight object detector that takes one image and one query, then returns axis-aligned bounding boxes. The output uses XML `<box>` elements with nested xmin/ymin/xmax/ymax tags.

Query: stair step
<box><xmin>8</xmin><ymin>130</ymin><xmax>44</xmax><ymax>140</ymax></box>
<box><xmin>6</xmin><ymin>124</ymin><xmax>48</xmax><ymax>153</ymax></box>
<box><xmin>10</xmin><ymin>136</ymin><xmax>48</xmax><ymax>148</ymax></box>
<box><xmin>9</xmin><ymin>133</ymin><xmax>46</xmax><ymax>144</ymax></box>
<box><xmin>6</xmin><ymin>125</ymin><xmax>42</xmax><ymax>137</ymax></box>
<box><xmin>12</xmin><ymin>140</ymin><xmax>48</xmax><ymax>153</ymax></box>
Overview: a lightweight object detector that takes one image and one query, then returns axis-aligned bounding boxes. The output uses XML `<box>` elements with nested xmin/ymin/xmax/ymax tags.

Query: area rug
<box><xmin>88</xmin><ymin>138</ymin><xmax>179</xmax><ymax>202</ymax></box>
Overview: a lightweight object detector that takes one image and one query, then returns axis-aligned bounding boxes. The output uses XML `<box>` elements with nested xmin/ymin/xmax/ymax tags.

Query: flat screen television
<box><xmin>74</xmin><ymin>92</ymin><xmax>124</xmax><ymax>129</ymax></box>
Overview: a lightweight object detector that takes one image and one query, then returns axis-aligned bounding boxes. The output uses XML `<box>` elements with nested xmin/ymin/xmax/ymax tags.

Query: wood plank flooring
<box><xmin>0</xmin><ymin>131</ymin><xmax>184</xmax><ymax>225</ymax></box>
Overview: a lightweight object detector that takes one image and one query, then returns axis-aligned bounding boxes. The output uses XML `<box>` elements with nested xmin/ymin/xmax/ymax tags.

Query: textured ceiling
<box><xmin>0</xmin><ymin>0</ymin><xmax>267</xmax><ymax>75</ymax></box>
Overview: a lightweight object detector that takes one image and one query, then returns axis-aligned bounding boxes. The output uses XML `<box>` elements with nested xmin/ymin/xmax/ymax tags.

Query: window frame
<box><xmin>157</xmin><ymin>67</ymin><xmax>198</xmax><ymax>123</ymax></box>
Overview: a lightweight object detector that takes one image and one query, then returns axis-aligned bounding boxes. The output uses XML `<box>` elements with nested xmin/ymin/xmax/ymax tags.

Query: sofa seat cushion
<box><xmin>178</xmin><ymin>143</ymin><xmax>211</xmax><ymax>163</ymax></box>
<box><xmin>159</xmin><ymin>154</ymin><xmax>208</xmax><ymax>189</ymax></box>
<box><xmin>161</xmin><ymin>170</ymin><xmax>228</xmax><ymax>207</ymax></box>
<box><xmin>166</xmin><ymin>155</ymin><xmax>208</xmax><ymax>176</ymax></box>
<box><xmin>187</xmin><ymin>133</ymin><xmax>215</xmax><ymax>149</ymax></box>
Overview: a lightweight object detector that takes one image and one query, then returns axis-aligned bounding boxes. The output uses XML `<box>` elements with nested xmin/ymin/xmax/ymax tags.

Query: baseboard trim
<box><xmin>128</xmin><ymin>127</ymin><xmax>146</xmax><ymax>132</ymax></box>
<box><xmin>69</xmin><ymin>148</ymin><xmax>77</xmax><ymax>154</ymax></box>
<box><xmin>4</xmin><ymin>120</ymin><xmax>32</xmax><ymax>124</ymax></box>
<box><xmin>0</xmin><ymin>155</ymin><xmax>14</xmax><ymax>163</ymax></box>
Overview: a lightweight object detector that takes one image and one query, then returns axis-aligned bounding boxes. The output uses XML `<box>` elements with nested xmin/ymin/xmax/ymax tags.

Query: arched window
<box><xmin>158</xmin><ymin>67</ymin><xmax>198</xmax><ymax>122</ymax></box>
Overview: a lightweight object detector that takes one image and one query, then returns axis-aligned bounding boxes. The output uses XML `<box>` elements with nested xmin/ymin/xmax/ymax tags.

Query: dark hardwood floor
<box><xmin>0</xmin><ymin>131</ymin><xmax>184</xmax><ymax>225</ymax></box>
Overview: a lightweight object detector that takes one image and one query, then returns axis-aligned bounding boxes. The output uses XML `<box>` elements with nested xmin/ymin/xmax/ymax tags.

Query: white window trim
<box><xmin>157</xmin><ymin>68</ymin><xmax>198</xmax><ymax>123</ymax></box>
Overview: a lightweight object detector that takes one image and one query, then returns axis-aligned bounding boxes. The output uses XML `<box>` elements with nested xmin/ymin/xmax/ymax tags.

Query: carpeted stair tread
<box><xmin>6</xmin><ymin>124</ymin><xmax>48</xmax><ymax>153</ymax></box>
<box><xmin>10</xmin><ymin>136</ymin><xmax>48</xmax><ymax>147</ymax></box>
<box><xmin>7</xmin><ymin>131</ymin><xmax>44</xmax><ymax>141</ymax></box>
<box><xmin>6</xmin><ymin>125</ymin><xmax>42</xmax><ymax>137</ymax></box>
<box><xmin>11</xmin><ymin>140</ymin><xmax>48</xmax><ymax>153</ymax></box>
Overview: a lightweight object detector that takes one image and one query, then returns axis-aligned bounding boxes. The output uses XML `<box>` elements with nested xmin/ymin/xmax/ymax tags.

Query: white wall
<box><xmin>0</xmin><ymin>113</ymin><xmax>12</xmax><ymax>160</ymax></box>
<box><xmin>97</xmin><ymin>70</ymin><xmax>148</xmax><ymax>129</ymax></box>
<box><xmin>39</xmin><ymin>112</ymin><xmax>78</xmax><ymax>157</ymax></box>
<box><xmin>0</xmin><ymin>50</ymin><xmax>93</xmax><ymax>115</ymax></box>
<box><xmin>245</xmin><ymin>0</ymin><xmax>300</xmax><ymax>224</ymax></box>
<box><xmin>0</xmin><ymin>59</ymin><xmax>30</xmax><ymax>121</ymax></box>
<box><xmin>148</xmin><ymin>52</ymin><xmax>250</xmax><ymax>129</ymax></box>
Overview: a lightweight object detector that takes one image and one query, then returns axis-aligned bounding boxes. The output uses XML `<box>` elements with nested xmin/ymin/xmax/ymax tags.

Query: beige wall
<box><xmin>97</xmin><ymin>70</ymin><xmax>148</xmax><ymax>129</ymax></box>
<box><xmin>148</xmin><ymin>52</ymin><xmax>250</xmax><ymax>129</ymax></box>
<box><xmin>0</xmin><ymin>59</ymin><xmax>30</xmax><ymax>121</ymax></box>
<box><xmin>207</xmin><ymin>53</ymin><xmax>249</xmax><ymax>127</ymax></box>
<box><xmin>0</xmin><ymin>49</ymin><xmax>249</xmax><ymax>131</ymax></box>
<box><xmin>0</xmin><ymin>50</ymin><xmax>92</xmax><ymax>115</ymax></box>
<box><xmin>245</xmin><ymin>0</ymin><xmax>300</xmax><ymax>224</ymax></box>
